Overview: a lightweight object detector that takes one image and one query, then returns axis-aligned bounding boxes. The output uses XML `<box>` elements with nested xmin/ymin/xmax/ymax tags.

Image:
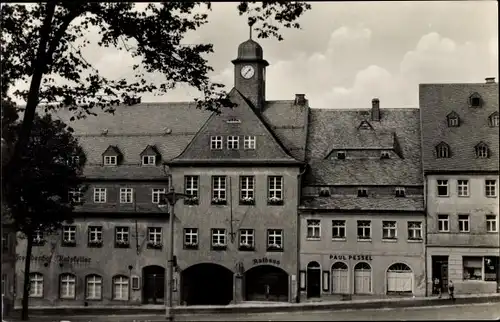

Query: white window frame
<box><xmin>33</xmin><ymin>231</ymin><xmax>44</xmax><ymax>243</ymax></box>
<box><xmin>119</xmin><ymin>188</ymin><xmax>133</xmax><ymax>204</ymax></box>
<box><xmin>436</xmin><ymin>180</ymin><xmax>449</xmax><ymax>197</ymax></box>
<box><xmin>486</xmin><ymin>215</ymin><xmax>498</xmax><ymax>233</ymax></box>
<box><xmin>395</xmin><ymin>187</ymin><xmax>406</xmax><ymax>197</ymax></box>
<box><xmin>185</xmin><ymin>176</ymin><xmax>199</xmax><ymax>198</ymax></box>
<box><xmin>485</xmin><ymin>180</ymin><xmax>497</xmax><ymax>197</ymax></box>
<box><xmin>212</xmin><ymin>176</ymin><xmax>227</xmax><ymax>200</ymax></box>
<box><xmin>184</xmin><ymin>228</ymin><xmax>198</xmax><ymax>246</ymax></box>
<box><xmin>104</xmin><ymin>155</ymin><xmax>117</xmax><ymax>165</ymax></box>
<box><xmin>210</xmin><ymin>136</ymin><xmax>223</xmax><ymax>150</ymax></box>
<box><xmin>357</xmin><ymin>188</ymin><xmax>368</xmax><ymax>197</ymax></box>
<box><xmin>438</xmin><ymin>214</ymin><xmax>450</xmax><ymax>232</ymax></box>
<box><xmin>88</xmin><ymin>226</ymin><xmax>102</xmax><ymax>242</ymax></box>
<box><xmin>115</xmin><ymin>227</ymin><xmax>129</xmax><ymax>243</ymax></box>
<box><xmin>357</xmin><ymin>220</ymin><xmax>371</xmax><ymax>240</ymax></box>
<box><xmin>306</xmin><ymin>219</ymin><xmax>321</xmax><ymax>240</ymax></box>
<box><xmin>29</xmin><ymin>273</ymin><xmax>43</xmax><ymax>298</ymax></box>
<box><xmin>62</xmin><ymin>226</ymin><xmax>76</xmax><ymax>243</ymax></box>
<box><xmin>476</xmin><ymin>144</ymin><xmax>489</xmax><ymax>158</ymax></box>
<box><xmin>93</xmin><ymin>188</ymin><xmax>107</xmax><ymax>203</ymax></box>
<box><xmin>60</xmin><ymin>274</ymin><xmax>76</xmax><ymax>299</ymax></box>
<box><xmin>382</xmin><ymin>221</ymin><xmax>397</xmax><ymax>239</ymax></box>
<box><xmin>458</xmin><ymin>214</ymin><xmax>470</xmax><ymax>233</ymax></box>
<box><xmin>148</xmin><ymin>227</ymin><xmax>162</xmax><ymax>244</ymax></box>
<box><xmin>112</xmin><ymin>276</ymin><xmax>129</xmax><ymax>300</ymax></box>
<box><xmin>227</xmin><ymin>136</ymin><xmax>239</xmax><ymax>149</ymax></box>
<box><xmin>332</xmin><ymin>220</ymin><xmax>346</xmax><ymax>239</ymax></box>
<box><xmin>239</xmin><ymin>229</ymin><xmax>254</xmax><ymax>248</ymax></box>
<box><xmin>267</xmin><ymin>229</ymin><xmax>283</xmax><ymax>249</ymax></box>
<box><xmin>448</xmin><ymin>116</ymin><xmax>459</xmax><ymax>127</ymax></box>
<box><xmin>152</xmin><ymin>188</ymin><xmax>166</xmax><ymax>204</ymax></box>
<box><xmin>491</xmin><ymin>114</ymin><xmax>499</xmax><ymax>127</ymax></box>
<box><xmin>85</xmin><ymin>275</ymin><xmax>102</xmax><ymax>300</ymax></box>
<box><xmin>240</xmin><ymin>176</ymin><xmax>255</xmax><ymax>200</ymax></box>
<box><xmin>268</xmin><ymin>176</ymin><xmax>283</xmax><ymax>200</ymax></box>
<box><xmin>211</xmin><ymin>228</ymin><xmax>227</xmax><ymax>246</ymax></box>
<box><xmin>68</xmin><ymin>188</ymin><xmax>82</xmax><ymax>203</ymax></box>
<box><xmin>407</xmin><ymin>221</ymin><xmax>422</xmax><ymax>240</ymax></box>
<box><xmin>457</xmin><ymin>180</ymin><xmax>469</xmax><ymax>197</ymax></box>
<box><xmin>142</xmin><ymin>155</ymin><xmax>156</xmax><ymax>166</ymax></box>
<box><xmin>244</xmin><ymin>136</ymin><xmax>256</xmax><ymax>149</ymax></box>
<box><xmin>436</xmin><ymin>144</ymin><xmax>449</xmax><ymax>158</ymax></box>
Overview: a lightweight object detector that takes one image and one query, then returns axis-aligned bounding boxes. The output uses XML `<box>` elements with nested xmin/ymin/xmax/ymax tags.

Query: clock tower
<box><xmin>231</xmin><ymin>37</ymin><xmax>269</xmax><ymax>111</ymax></box>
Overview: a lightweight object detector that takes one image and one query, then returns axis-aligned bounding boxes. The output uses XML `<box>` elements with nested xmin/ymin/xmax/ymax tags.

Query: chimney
<box><xmin>371</xmin><ymin>98</ymin><xmax>380</xmax><ymax>121</ymax></box>
<box><xmin>295</xmin><ymin>94</ymin><xmax>306</xmax><ymax>106</ymax></box>
<box><xmin>485</xmin><ymin>77</ymin><xmax>496</xmax><ymax>84</ymax></box>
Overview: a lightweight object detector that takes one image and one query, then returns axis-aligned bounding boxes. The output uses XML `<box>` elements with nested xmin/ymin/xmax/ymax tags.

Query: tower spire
<box><xmin>249</xmin><ymin>25</ymin><xmax>252</xmax><ymax>40</ymax></box>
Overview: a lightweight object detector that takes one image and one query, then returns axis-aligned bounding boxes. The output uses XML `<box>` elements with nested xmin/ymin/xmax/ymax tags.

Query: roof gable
<box><xmin>446</xmin><ymin>111</ymin><xmax>459</xmax><ymax>119</ymax></box>
<box><xmin>140</xmin><ymin>145</ymin><xmax>159</xmax><ymax>156</ymax></box>
<box><xmin>357</xmin><ymin>120</ymin><xmax>374</xmax><ymax>130</ymax></box>
<box><xmin>102</xmin><ymin>145</ymin><xmax>122</xmax><ymax>156</ymax></box>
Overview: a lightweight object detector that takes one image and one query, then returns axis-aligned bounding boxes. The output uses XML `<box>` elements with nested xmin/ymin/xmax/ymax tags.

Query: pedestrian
<box><xmin>448</xmin><ymin>280</ymin><xmax>455</xmax><ymax>301</ymax></box>
<box><xmin>433</xmin><ymin>277</ymin><xmax>441</xmax><ymax>298</ymax></box>
<box><xmin>265</xmin><ymin>284</ymin><xmax>270</xmax><ymax>301</ymax></box>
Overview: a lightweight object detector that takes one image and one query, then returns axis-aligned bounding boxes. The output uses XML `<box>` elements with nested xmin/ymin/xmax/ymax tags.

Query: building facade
<box><xmin>299</xmin><ymin>101</ymin><xmax>426</xmax><ymax>298</ymax></box>
<box><xmin>420</xmin><ymin>78</ymin><xmax>500</xmax><ymax>295</ymax></box>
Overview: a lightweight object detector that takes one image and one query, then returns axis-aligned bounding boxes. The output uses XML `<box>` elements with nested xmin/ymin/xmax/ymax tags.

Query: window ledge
<box><xmin>382</xmin><ymin>238</ymin><xmax>398</xmax><ymax>242</ymax></box>
<box><xmin>437</xmin><ymin>231</ymin><xmax>450</xmax><ymax>233</ymax></box>
<box><xmin>306</xmin><ymin>237</ymin><xmax>321</xmax><ymax>241</ymax></box>
<box><xmin>457</xmin><ymin>195</ymin><xmax>470</xmax><ymax>198</ymax></box>
<box><xmin>266</xmin><ymin>248</ymin><xmax>284</xmax><ymax>252</ymax></box>
<box><xmin>357</xmin><ymin>238</ymin><xmax>372</xmax><ymax>242</ymax></box>
<box><xmin>485</xmin><ymin>195</ymin><xmax>498</xmax><ymax>198</ymax></box>
<box><xmin>332</xmin><ymin>238</ymin><xmax>346</xmax><ymax>242</ymax></box>
<box><xmin>407</xmin><ymin>239</ymin><xmax>423</xmax><ymax>243</ymax></box>
<box><xmin>437</xmin><ymin>195</ymin><xmax>450</xmax><ymax>198</ymax></box>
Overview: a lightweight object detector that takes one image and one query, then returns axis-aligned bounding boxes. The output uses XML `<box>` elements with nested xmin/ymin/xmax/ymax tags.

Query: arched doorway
<box><xmin>244</xmin><ymin>265</ymin><xmax>289</xmax><ymax>302</ymax></box>
<box><xmin>142</xmin><ymin>265</ymin><xmax>165</xmax><ymax>304</ymax></box>
<box><xmin>306</xmin><ymin>261</ymin><xmax>321</xmax><ymax>298</ymax></box>
<box><xmin>181</xmin><ymin>263</ymin><xmax>233</xmax><ymax>305</ymax></box>
<box><xmin>387</xmin><ymin>263</ymin><xmax>413</xmax><ymax>294</ymax></box>
<box><xmin>354</xmin><ymin>262</ymin><xmax>371</xmax><ymax>294</ymax></box>
<box><xmin>331</xmin><ymin>262</ymin><xmax>349</xmax><ymax>294</ymax></box>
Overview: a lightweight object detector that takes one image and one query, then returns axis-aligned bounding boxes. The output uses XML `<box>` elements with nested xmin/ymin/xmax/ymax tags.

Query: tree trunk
<box><xmin>21</xmin><ymin>231</ymin><xmax>34</xmax><ymax>320</ymax></box>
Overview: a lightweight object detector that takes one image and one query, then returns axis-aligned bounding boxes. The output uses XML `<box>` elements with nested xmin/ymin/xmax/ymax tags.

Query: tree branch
<box><xmin>45</xmin><ymin>8</ymin><xmax>84</xmax><ymax>67</ymax></box>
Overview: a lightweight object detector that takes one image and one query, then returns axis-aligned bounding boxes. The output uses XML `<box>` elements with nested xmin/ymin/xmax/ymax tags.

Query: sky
<box><xmin>11</xmin><ymin>1</ymin><xmax>499</xmax><ymax>110</ymax></box>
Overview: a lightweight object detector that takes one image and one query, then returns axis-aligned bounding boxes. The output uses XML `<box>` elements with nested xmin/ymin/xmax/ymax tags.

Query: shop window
<box><xmin>463</xmin><ymin>256</ymin><xmax>498</xmax><ymax>281</ymax></box>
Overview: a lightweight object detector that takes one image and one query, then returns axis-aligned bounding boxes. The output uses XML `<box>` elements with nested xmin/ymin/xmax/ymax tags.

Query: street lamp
<box><xmin>158</xmin><ymin>187</ymin><xmax>188</xmax><ymax>321</ymax></box>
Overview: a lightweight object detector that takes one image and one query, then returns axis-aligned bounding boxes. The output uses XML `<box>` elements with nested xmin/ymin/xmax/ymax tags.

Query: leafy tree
<box><xmin>2</xmin><ymin>113</ymin><xmax>86</xmax><ymax>320</ymax></box>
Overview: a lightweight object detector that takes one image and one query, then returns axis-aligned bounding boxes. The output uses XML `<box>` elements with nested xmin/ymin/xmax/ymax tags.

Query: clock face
<box><xmin>240</xmin><ymin>65</ymin><xmax>255</xmax><ymax>79</ymax></box>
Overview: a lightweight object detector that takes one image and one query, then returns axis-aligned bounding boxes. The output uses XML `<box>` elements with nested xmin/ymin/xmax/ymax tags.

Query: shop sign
<box><xmin>16</xmin><ymin>254</ymin><xmax>91</xmax><ymax>263</ymax></box>
<box><xmin>329</xmin><ymin>254</ymin><xmax>372</xmax><ymax>261</ymax></box>
<box><xmin>252</xmin><ymin>257</ymin><xmax>280</xmax><ymax>266</ymax></box>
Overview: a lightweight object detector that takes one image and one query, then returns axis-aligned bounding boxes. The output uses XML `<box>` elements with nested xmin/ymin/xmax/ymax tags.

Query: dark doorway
<box><xmin>307</xmin><ymin>261</ymin><xmax>321</xmax><ymax>298</ymax></box>
<box><xmin>142</xmin><ymin>265</ymin><xmax>165</xmax><ymax>304</ymax></box>
<box><xmin>244</xmin><ymin>265</ymin><xmax>289</xmax><ymax>302</ymax></box>
<box><xmin>432</xmin><ymin>256</ymin><xmax>449</xmax><ymax>294</ymax></box>
<box><xmin>181</xmin><ymin>263</ymin><xmax>233</xmax><ymax>305</ymax></box>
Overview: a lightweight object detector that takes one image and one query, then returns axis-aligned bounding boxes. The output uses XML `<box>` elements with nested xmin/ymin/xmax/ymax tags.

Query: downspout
<box><xmin>423</xmin><ymin>177</ymin><xmax>428</xmax><ymax>297</ymax></box>
<box><xmin>296</xmin><ymin>164</ymin><xmax>308</xmax><ymax>303</ymax></box>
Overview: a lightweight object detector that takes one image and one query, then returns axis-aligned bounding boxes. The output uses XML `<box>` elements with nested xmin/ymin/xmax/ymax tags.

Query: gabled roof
<box><xmin>420</xmin><ymin>82</ymin><xmax>499</xmax><ymax>172</ymax></box>
<box><xmin>102</xmin><ymin>145</ymin><xmax>122</xmax><ymax>156</ymax></box>
<box><xmin>446</xmin><ymin>111</ymin><xmax>459</xmax><ymax>118</ymax></box>
<box><xmin>357</xmin><ymin>120</ymin><xmax>374</xmax><ymax>130</ymax></box>
<box><xmin>140</xmin><ymin>145</ymin><xmax>159</xmax><ymax>156</ymax></box>
<box><xmin>300</xmin><ymin>195</ymin><xmax>424</xmax><ymax>212</ymax></box>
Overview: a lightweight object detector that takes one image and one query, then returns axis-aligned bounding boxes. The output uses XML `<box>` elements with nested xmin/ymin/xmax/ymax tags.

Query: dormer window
<box><xmin>489</xmin><ymin>112</ymin><xmax>499</xmax><ymax>127</ymax></box>
<box><xmin>104</xmin><ymin>156</ymin><xmax>117</xmax><ymax>166</ymax></box>
<box><xmin>358</xmin><ymin>120</ymin><xmax>373</xmax><ymax>130</ymax></box>
<box><xmin>475</xmin><ymin>142</ymin><xmax>489</xmax><ymax>158</ymax></box>
<box><xmin>337</xmin><ymin>151</ymin><xmax>346</xmax><ymax>160</ymax></box>
<box><xmin>395</xmin><ymin>187</ymin><xmax>406</xmax><ymax>197</ymax></box>
<box><xmin>210</xmin><ymin>136</ymin><xmax>223</xmax><ymax>150</ymax></box>
<box><xmin>446</xmin><ymin>111</ymin><xmax>460</xmax><ymax>127</ymax></box>
<box><xmin>468</xmin><ymin>92</ymin><xmax>482</xmax><ymax>108</ymax></box>
<box><xmin>102</xmin><ymin>145</ymin><xmax>122</xmax><ymax>166</ymax></box>
<box><xmin>140</xmin><ymin>145</ymin><xmax>160</xmax><ymax>166</ymax></box>
<box><xmin>357</xmin><ymin>188</ymin><xmax>368</xmax><ymax>197</ymax></box>
<box><xmin>227</xmin><ymin>136</ymin><xmax>239</xmax><ymax>150</ymax></box>
<box><xmin>435</xmin><ymin>142</ymin><xmax>450</xmax><ymax>158</ymax></box>
<box><xmin>142</xmin><ymin>155</ymin><xmax>156</xmax><ymax>166</ymax></box>
<box><xmin>380</xmin><ymin>151</ymin><xmax>390</xmax><ymax>159</ymax></box>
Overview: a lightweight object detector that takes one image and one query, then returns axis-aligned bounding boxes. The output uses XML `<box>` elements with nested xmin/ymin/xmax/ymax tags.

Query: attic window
<box><xmin>357</xmin><ymin>188</ymin><xmax>368</xmax><ymax>197</ymax></box>
<box><xmin>358</xmin><ymin>120</ymin><xmax>373</xmax><ymax>130</ymax></box>
<box><xmin>489</xmin><ymin>112</ymin><xmax>499</xmax><ymax>127</ymax></box>
<box><xmin>142</xmin><ymin>155</ymin><xmax>156</xmax><ymax>166</ymax></box>
<box><xmin>226</xmin><ymin>118</ymin><xmax>241</xmax><ymax>124</ymax></box>
<box><xmin>380</xmin><ymin>151</ymin><xmax>390</xmax><ymax>159</ymax></box>
<box><xmin>468</xmin><ymin>93</ymin><xmax>482</xmax><ymax>108</ymax></box>
<box><xmin>447</xmin><ymin>112</ymin><xmax>460</xmax><ymax>127</ymax></box>
<box><xmin>104</xmin><ymin>156</ymin><xmax>117</xmax><ymax>166</ymax></box>
<box><xmin>435</xmin><ymin>142</ymin><xmax>450</xmax><ymax>158</ymax></box>
<box><xmin>337</xmin><ymin>151</ymin><xmax>346</xmax><ymax>160</ymax></box>
<box><xmin>210</xmin><ymin>136</ymin><xmax>223</xmax><ymax>150</ymax></box>
<box><xmin>475</xmin><ymin>142</ymin><xmax>489</xmax><ymax>158</ymax></box>
<box><xmin>395</xmin><ymin>187</ymin><xmax>406</xmax><ymax>197</ymax></box>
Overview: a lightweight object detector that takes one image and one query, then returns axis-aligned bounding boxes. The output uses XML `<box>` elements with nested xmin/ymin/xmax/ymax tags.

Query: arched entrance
<box><xmin>244</xmin><ymin>265</ymin><xmax>289</xmax><ymax>302</ymax></box>
<box><xmin>331</xmin><ymin>262</ymin><xmax>349</xmax><ymax>294</ymax></box>
<box><xmin>354</xmin><ymin>262</ymin><xmax>371</xmax><ymax>294</ymax></box>
<box><xmin>306</xmin><ymin>261</ymin><xmax>321</xmax><ymax>298</ymax></box>
<box><xmin>142</xmin><ymin>265</ymin><xmax>165</xmax><ymax>304</ymax></box>
<box><xmin>181</xmin><ymin>263</ymin><xmax>233</xmax><ymax>305</ymax></box>
<box><xmin>387</xmin><ymin>263</ymin><xmax>413</xmax><ymax>294</ymax></box>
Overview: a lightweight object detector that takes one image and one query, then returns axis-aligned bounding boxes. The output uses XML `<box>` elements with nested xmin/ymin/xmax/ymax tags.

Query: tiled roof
<box><xmin>419</xmin><ymin>82</ymin><xmax>499</xmax><ymax>172</ymax></box>
<box><xmin>299</xmin><ymin>195</ymin><xmax>424</xmax><ymax>212</ymax></box>
<box><xmin>83</xmin><ymin>165</ymin><xmax>166</xmax><ymax>180</ymax></box>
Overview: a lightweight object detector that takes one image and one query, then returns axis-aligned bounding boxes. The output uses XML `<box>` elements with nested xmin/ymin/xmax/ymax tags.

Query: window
<box><xmin>337</xmin><ymin>151</ymin><xmax>346</xmax><ymax>160</ymax></box>
<box><xmin>142</xmin><ymin>155</ymin><xmax>156</xmax><ymax>165</ymax></box>
<box><xmin>152</xmin><ymin>188</ymin><xmax>166</xmax><ymax>204</ymax></box>
<box><xmin>382</xmin><ymin>221</ymin><xmax>397</xmax><ymax>239</ymax></box>
<box><xmin>115</xmin><ymin>227</ymin><xmax>130</xmax><ymax>247</ymax></box>
<box><xmin>436</xmin><ymin>142</ymin><xmax>450</xmax><ymax>158</ymax></box>
<box><xmin>357</xmin><ymin>220</ymin><xmax>371</xmax><ymax>240</ymax></box>
<box><xmin>486</xmin><ymin>215</ymin><xmax>498</xmax><ymax>233</ymax></box>
<box><xmin>211</xmin><ymin>228</ymin><xmax>227</xmax><ymax>249</ymax></box>
<box><xmin>407</xmin><ymin>222</ymin><xmax>422</xmax><ymax>240</ymax></box>
<box><xmin>147</xmin><ymin>227</ymin><xmax>162</xmax><ymax>249</ymax></box>
<box><xmin>88</xmin><ymin>226</ymin><xmax>103</xmax><ymax>247</ymax></box>
<box><xmin>332</xmin><ymin>220</ymin><xmax>346</xmax><ymax>239</ymax></box>
<box><xmin>68</xmin><ymin>188</ymin><xmax>82</xmax><ymax>203</ymax></box>
<box><xmin>184</xmin><ymin>176</ymin><xmax>199</xmax><ymax>205</ymax></box>
<box><xmin>86</xmin><ymin>275</ymin><xmax>102</xmax><ymax>300</ymax></box>
<box><xmin>240</xmin><ymin>176</ymin><xmax>255</xmax><ymax>204</ymax></box>
<box><xmin>380</xmin><ymin>151</ymin><xmax>390</xmax><ymax>159</ymax></box>
<box><xmin>457</xmin><ymin>180</ymin><xmax>469</xmax><ymax>197</ymax></box>
<box><xmin>212</xmin><ymin>176</ymin><xmax>227</xmax><ymax>204</ymax></box>
<box><xmin>463</xmin><ymin>256</ymin><xmax>499</xmax><ymax>281</ymax></box>
<box><xmin>268</xmin><ymin>176</ymin><xmax>283</xmax><ymax>204</ymax></box>
<box><xmin>184</xmin><ymin>228</ymin><xmax>198</xmax><ymax>249</ymax></box>
<box><xmin>243</xmin><ymin>136</ymin><xmax>256</xmax><ymax>149</ymax></box>
<box><xmin>227</xmin><ymin>136</ymin><xmax>239</xmax><ymax>149</ymax></box>
<box><xmin>59</xmin><ymin>273</ymin><xmax>76</xmax><ymax>299</ymax></box>
<box><xmin>475</xmin><ymin>143</ymin><xmax>489</xmax><ymax>158</ymax></box>
<box><xmin>438</xmin><ymin>214</ymin><xmax>450</xmax><ymax>232</ymax></box>
<box><xmin>32</xmin><ymin>231</ymin><xmax>45</xmax><ymax>246</ymax></box>
<box><xmin>267</xmin><ymin>229</ymin><xmax>283</xmax><ymax>251</ymax></box>
<box><xmin>489</xmin><ymin>113</ymin><xmax>499</xmax><ymax>127</ymax></box>
<box><xmin>93</xmin><ymin>188</ymin><xmax>107</xmax><ymax>203</ymax></box>
<box><xmin>469</xmin><ymin>93</ymin><xmax>482</xmax><ymax>107</ymax></box>
<box><xmin>239</xmin><ymin>229</ymin><xmax>254</xmax><ymax>250</ymax></box>
<box><xmin>357</xmin><ymin>188</ymin><xmax>368</xmax><ymax>197</ymax></box>
<box><xmin>447</xmin><ymin>116</ymin><xmax>460</xmax><ymax>127</ymax></box>
<box><xmin>119</xmin><ymin>188</ymin><xmax>133</xmax><ymax>204</ymax></box>
<box><xmin>458</xmin><ymin>214</ymin><xmax>470</xmax><ymax>232</ymax></box>
<box><xmin>210</xmin><ymin>136</ymin><xmax>223</xmax><ymax>150</ymax></box>
<box><xmin>104</xmin><ymin>155</ymin><xmax>117</xmax><ymax>165</ymax></box>
<box><xmin>306</xmin><ymin>220</ymin><xmax>321</xmax><ymax>240</ymax></box>
<box><xmin>29</xmin><ymin>273</ymin><xmax>43</xmax><ymax>298</ymax></box>
<box><xmin>62</xmin><ymin>226</ymin><xmax>76</xmax><ymax>246</ymax></box>
<box><xmin>437</xmin><ymin>180</ymin><xmax>449</xmax><ymax>197</ymax></box>
<box><xmin>112</xmin><ymin>275</ymin><xmax>129</xmax><ymax>300</ymax></box>
<box><xmin>485</xmin><ymin>180</ymin><xmax>497</xmax><ymax>197</ymax></box>
<box><xmin>395</xmin><ymin>187</ymin><xmax>406</xmax><ymax>197</ymax></box>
